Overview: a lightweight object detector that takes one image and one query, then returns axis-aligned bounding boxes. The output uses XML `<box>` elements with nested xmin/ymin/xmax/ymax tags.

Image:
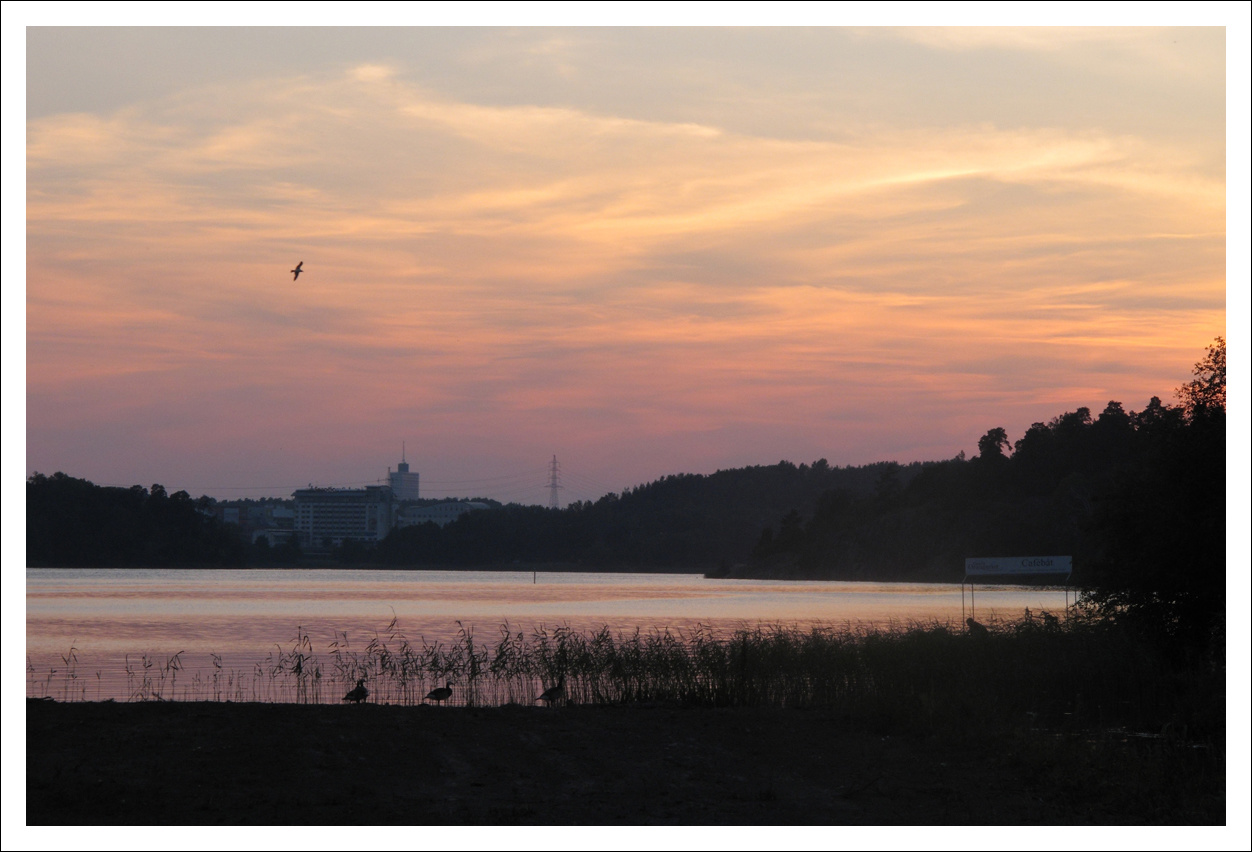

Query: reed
<box><xmin>27</xmin><ymin>611</ymin><xmax>1222</xmax><ymax>745</ymax></box>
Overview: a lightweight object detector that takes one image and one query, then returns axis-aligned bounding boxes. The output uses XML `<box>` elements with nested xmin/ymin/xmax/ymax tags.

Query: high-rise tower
<box><xmin>388</xmin><ymin>442</ymin><xmax>421</xmax><ymax>500</ymax></box>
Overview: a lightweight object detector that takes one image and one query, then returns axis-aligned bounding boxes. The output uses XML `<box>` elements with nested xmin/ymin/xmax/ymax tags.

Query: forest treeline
<box><xmin>380</xmin><ymin>341</ymin><xmax>1224</xmax><ymax>588</ymax></box>
<box><xmin>742</xmin><ymin>337</ymin><xmax>1226</xmax><ymax>650</ymax></box>
<box><xmin>27</xmin><ymin>339</ymin><xmax>1225</xmax><ymax>646</ymax></box>
<box><xmin>25</xmin><ymin>479</ymin><xmax>245</xmax><ymax>567</ymax></box>
<box><xmin>374</xmin><ymin>459</ymin><xmax>907</xmax><ymax>569</ymax></box>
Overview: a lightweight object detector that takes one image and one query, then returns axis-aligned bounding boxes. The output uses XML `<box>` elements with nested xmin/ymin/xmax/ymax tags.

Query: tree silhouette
<box><xmin>1178</xmin><ymin>336</ymin><xmax>1225</xmax><ymax>419</ymax></box>
<box><xmin>1081</xmin><ymin>338</ymin><xmax>1225</xmax><ymax>652</ymax></box>
<box><xmin>978</xmin><ymin>427</ymin><xmax>1010</xmax><ymax>460</ymax></box>
<box><xmin>27</xmin><ymin>473</ymin><xmax>244</xmax><ymax>566</ymax></box>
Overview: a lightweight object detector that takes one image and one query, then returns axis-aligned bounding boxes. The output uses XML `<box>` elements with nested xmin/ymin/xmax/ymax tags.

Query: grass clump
<box><xmin>28</xmin><ymin>611</ymin><xmax>1223</xmax><ymax>750</ymax></box>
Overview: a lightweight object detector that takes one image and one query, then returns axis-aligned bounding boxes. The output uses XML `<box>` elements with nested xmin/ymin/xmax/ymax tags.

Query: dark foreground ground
<box><xmin>27</xmin><ymin>698</ymin><xmax>1223</xmax><ymax>825</ymax></box>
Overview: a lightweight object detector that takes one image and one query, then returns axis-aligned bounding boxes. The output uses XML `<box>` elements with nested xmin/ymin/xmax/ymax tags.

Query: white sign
<box><xmin>964</xmin><ymin>556</ymin><xmax>1072</xmax><ymax>576</ymax></box>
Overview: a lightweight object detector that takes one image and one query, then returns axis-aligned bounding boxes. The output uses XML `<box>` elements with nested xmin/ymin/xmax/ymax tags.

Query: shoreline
<box><xmin>26</xmin><ymin>564</ymin><xmax>1074</xmax><ymax>589</ymax></box>
<box><xmin>26</xmin><ymin>698</ymin><xmax>1223</xmax><ymax>825</ymax></box>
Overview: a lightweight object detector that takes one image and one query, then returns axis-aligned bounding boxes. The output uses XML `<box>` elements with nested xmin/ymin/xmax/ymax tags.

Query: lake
<box><xmin>26</xmin><ymin>568</ymin><xmax>1071</xmax><ymax>703</ymax></box>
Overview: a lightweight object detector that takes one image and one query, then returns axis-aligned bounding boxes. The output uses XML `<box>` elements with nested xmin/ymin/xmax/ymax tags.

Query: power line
<box><xmin>418</xmin><ymin>467</ymin><xmax>549</xmax><ymax>486</ymax></box>
<box><xmin>560</xmin><ymin>468</ymin><xmax>623</xmax><ymax>496</ymax></box>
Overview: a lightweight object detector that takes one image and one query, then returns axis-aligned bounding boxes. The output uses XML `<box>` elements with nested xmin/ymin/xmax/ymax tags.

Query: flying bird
<box><xmin>536</xmin><ymin>676</ymin><xmax>565</xmax><ymax>706</ymax></box>
<box><xmin>424</xmin><ymin>681</ymin><xmax>453</xmax><ymax>706</ymax></box>
<box><xmin>342</xmin><ymin>679</ymin><xmax>368</xmax><ymax>703</ymax></box>
<box><xmin>291</xmin><ymin>261</ymin><xmax>304</xmax><ymax>281</ymax></box>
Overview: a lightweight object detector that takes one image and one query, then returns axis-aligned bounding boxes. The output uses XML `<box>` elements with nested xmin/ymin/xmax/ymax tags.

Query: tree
<box><xmin>1081</xmin><ymin>339</ymin><xmax>1226</xmax><ymax>653</ymax></box>
<box><xmin>1178</xmin><ymin>336</ymin><xmax>1225</xmax><ymax>419</ymax></box>
<box><xmin>977</xmin><ymin>427</ymin><xmax>1010</xmax><ymax>461</ymax></box>
<box><xmin>27</xmin><ymin>472</ymin><xmax>244</xmax><ymax>566</ymax></box>
<box><xmin>1132</xmin><ymin>396</ymin><xmax>1180</xmax><ymax>433</ymax></box>
<box><xmin>1095</xmin><ymin>401</ymin><xmax>1130</xmax><ymax>430</ymax></box>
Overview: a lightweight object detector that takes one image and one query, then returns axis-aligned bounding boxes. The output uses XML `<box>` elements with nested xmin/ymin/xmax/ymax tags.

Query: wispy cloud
<box><xmin>23</xmin><ymin>29</ymin><xmax>1227</xmax><ymax>496</ymax></box>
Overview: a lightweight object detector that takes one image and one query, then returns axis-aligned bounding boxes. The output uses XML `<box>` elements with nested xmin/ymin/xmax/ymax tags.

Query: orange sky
<box><xmin>13</xmin><ymin>21</ymin><xmax>1241</xmax><ymax>502</ymax></box>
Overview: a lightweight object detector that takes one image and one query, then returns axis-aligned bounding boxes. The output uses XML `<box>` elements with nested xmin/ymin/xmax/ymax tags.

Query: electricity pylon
<box><xmin>547</xmin><ymin>455</ymin><xmax>562</xmax><ymax>509</ymax></box>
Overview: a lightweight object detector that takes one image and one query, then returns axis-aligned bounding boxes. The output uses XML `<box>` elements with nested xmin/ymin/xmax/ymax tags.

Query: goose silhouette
<box><xmin>342</xmin><ymin>679</ymin><xmax>368</xmax><ymax>703</ymax></box>
<box><xmin>424</xmin><ymin>681</ymin><xmax>453</xmax><ymax>706</ymax></box>
<box><xmin>290</xmin><ymin>261</ymin><xmax>303</xmax><ymax>281</ymax></box>
<box><xmin>966</xmin><ymin>617</ymin><xmax>989</xmax><ymax>637</ymax></box>
<box><xmin>537</xmin><ymin>676</ymin><xmax>565</xmax><ymax>706</ymax></box>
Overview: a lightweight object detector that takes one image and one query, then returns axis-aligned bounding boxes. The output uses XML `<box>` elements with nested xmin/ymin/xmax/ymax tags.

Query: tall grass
<box><xmin>26</xmin><ymin>612</ymin><xmax>1223</xmax><ymax>743</ymax></box>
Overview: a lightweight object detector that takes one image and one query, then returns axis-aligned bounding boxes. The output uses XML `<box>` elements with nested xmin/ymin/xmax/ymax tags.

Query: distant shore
<box><xmin>28</xmin><ymin>563</ymin><xmax>1078</xmax><ymax>590</ymax></box>
<box><xmin>27</xmin><ymin>561</ymin><xmax>703</xmax><ymax>573</ymax></box>
<box><xmin>27</xmin><ymin>698</ymin><xmax>1223</xmax><ymax>825</ymax></box>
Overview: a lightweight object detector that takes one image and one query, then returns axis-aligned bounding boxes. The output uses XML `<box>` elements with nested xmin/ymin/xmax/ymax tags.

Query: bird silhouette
<box><xmin>342</xmin><ymin>679</ymin><xmax>368</xmax><ymax>703</ymax></box>
<box><xmin>536</xmin><ymin>676</ymin><xmax>565</xmax><ymax>706</ymax></box>
<box><xmin>291</xmin><ymin>261</ymin><xmax>303</xmax><ymax>281</ymax></box>
<box><xmin>424</xmin><ymin>681</ymin><xmax>453</xmax><ymax>706</ymax></box>
<box><xmin>966</xmin><ymin>617</ymin><xmax>989</xmax><ymax>637</ymax></box>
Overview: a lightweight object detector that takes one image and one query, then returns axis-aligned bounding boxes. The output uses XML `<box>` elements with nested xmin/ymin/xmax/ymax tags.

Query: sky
<box><xmin>4</xmin><ymin>10</ymin><xmax>1251</xmax><ymax>847</ymax></box>
<box><xmin>9</xmin><ymin>10</ymin><xmax>1247</xmax><ymax>505</ymax></box>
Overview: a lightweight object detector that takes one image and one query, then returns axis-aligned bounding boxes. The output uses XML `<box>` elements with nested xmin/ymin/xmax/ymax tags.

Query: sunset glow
<box><xmin>17</xmin><ymin>23</ymin><xmax>1234</xmax><ymax>502</ymax></box>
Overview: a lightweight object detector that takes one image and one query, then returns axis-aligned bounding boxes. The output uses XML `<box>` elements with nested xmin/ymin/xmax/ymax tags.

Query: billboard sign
<box><xmin>964</xmin><ymin>556</ymin><xmax>1072</xmax><ymax>576</ymax></box>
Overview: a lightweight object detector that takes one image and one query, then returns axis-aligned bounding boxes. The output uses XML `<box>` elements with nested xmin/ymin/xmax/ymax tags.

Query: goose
<box><xmin>424</xmin><ymin>681</ymin><xmax>453</xmax><ymax>706</ymax></box>
<box><xmin>536</xmin><ymin>676</ymin><xmax>565</xmax><ymax>706</ymax></box>
<box><xmin>342</xmin><ymin>679</ymin><xmax>368</xmax><ymax>703</ymax></box>
<box><xmin>291</xmin><ymin>261</ymin><xmax>304</xmax><ymax>281</ymax></box>
<box><xmin>966</xmin><ymin>617</ymin><xmax>989</xmax><ymax>637</ymax></box>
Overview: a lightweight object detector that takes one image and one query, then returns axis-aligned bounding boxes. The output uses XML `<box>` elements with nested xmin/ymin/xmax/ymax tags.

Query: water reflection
<box><xmin>27</xmin><ymin>568</ymin><xmax>1069</xmax><ymax>701</ymax></box>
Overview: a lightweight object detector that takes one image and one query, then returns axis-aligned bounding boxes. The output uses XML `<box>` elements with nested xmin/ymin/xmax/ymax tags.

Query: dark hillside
<box><xmin>746</xmin><ymin>396</ymin><xmax>1210</xmax><ymax>582</ymax></box>
<box><xmin>376</xmin><ymin>459</ymin><xmax>923</xmax><ymax>568</ymax></box>
<box><xmin>26</xmin><ymin>473</ymin><xmax>244</xmax><ymax>567</ymax></box>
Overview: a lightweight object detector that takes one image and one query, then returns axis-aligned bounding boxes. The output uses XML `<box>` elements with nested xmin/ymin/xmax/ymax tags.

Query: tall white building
<box><xmin>293</xmin><ymin>485</ymin><xmax>393</xmax><ymax>548</ymax></box>
<box><xmin>388</xmin><ymin>445</ymin><xmax>420</xmax><ymax>501</ymax></box>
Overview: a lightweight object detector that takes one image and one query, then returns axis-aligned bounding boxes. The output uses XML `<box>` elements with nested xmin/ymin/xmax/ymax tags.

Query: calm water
<box><xmin>27</xmin><ymin>568</ymin><xmax>1069</xmax><ymax>702</ymax></box>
